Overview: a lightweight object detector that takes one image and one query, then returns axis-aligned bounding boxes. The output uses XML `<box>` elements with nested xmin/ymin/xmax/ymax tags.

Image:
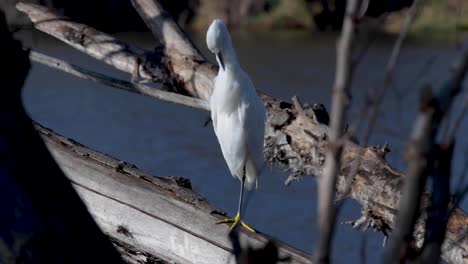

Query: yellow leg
<box><xmin>217</xmin><ymin>170</ymin><xmax>256</xmax><ymax>233</ymax></box>
<box><xmin>216</xmin><ymin>212</ymin><xmax>256</xmax><ymax>233</ymax></box>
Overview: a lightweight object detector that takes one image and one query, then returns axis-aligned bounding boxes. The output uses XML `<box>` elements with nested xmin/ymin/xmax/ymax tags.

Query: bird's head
<box><xmin>206</xmin><ymin>19</ymin><xmax>231</xmax><ymax>70</ymax></box>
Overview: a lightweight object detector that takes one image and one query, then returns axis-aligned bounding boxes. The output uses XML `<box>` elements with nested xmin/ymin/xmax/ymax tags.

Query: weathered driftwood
<box><xmin>36</xmin><ymin>123</ymin><xmax>311</xmax><ymax>264</ymax></box>
<box><xmin>110</xmin><ymin>237</ymin><xmax>170</xmax><ymax>264</ymax></box>
<box><xmin>29</xmin><ymin>51</ymin><xmax>210</xmax><ymax>111</ymax></box>
<box><xmin>17</xmin><ymin>2</ymin><xmax>468</xmax><ymax>263</ymax></box>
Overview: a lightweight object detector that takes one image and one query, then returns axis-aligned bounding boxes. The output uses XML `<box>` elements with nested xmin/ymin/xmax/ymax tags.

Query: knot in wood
<box><xmin>303</xmin><ymin>103</ymin><xmax>330</xmax><ymax>125</ymax></box>
<box><xmin>63</xmin><ymin>26</ymin><xmax>87</xmax><ymax>46</ymax></box>
<box><xmin>372</xmin><ymin>143</ymin><xmax>390</xmax><ymax>159</ymax></box>
<box><xmin>168</xmin><ymin>176</ymin><xmax>192</xmax><ymax>189</ymax></box>
<box><xmin>116</xmin><ymin>161</ymin><xmax>137</xmax><ymax>173</ymax></box>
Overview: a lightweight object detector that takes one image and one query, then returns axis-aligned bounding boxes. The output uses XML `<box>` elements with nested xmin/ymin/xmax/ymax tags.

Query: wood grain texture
<box><xmin>37</xmin><ymin>124</ymin><xmax>311</xmax><ymax>264</ymax></box>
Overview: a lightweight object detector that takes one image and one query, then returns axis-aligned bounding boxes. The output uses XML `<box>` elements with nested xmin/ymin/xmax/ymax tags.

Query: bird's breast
<box><xmin>212</xmin><ymin>76</ymin><xmax>241</xmax><ymax>115</ymax></box>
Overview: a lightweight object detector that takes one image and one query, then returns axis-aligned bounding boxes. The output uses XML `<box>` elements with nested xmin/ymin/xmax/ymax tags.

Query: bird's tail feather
<box><xmin>244</xmin><ymin>158</ymin><xmax>262</xmax><ymax>190</ymax></box>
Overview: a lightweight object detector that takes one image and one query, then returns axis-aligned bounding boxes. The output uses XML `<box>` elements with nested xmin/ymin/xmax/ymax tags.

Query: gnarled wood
<box><xmin>17</xmin><ymin>2</ymin><xmax>468</xmax><ymax>263</ymax></box>
<box><xmin>37</xmin><ymin>123</ymin><xmax>311</xmax><ymax>264</ymax></box>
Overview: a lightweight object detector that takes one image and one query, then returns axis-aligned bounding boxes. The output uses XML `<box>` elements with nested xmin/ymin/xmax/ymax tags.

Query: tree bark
<box><xmin>37</xmin><ymin>123</ymin><xmax>311</xmax><ymax>264</ymax></box>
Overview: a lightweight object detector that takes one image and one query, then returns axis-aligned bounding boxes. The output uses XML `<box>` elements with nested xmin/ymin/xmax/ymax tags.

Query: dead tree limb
<box><xmin>36</xmin><ymin>123</ymin><xmax>311</xmax><ymax>264</ymax></box>
<box><xmin>30</xmin><ymin>51</ymin><xmax>210</xmax><ymax>111</ymax></box>
<box><xmin>129</xmin><ymin>0</ymin><xmax>203</xmax><ymax>59</ymax></box>
<box><xmin>315</xmin><ymin>0</ymin><xmax>360</xmax><ymax>263</ymax></box>
<box><xmin>128</xmin><ymin>0</ymin><xmax>216</xmax><ymax>100</ymax></box>
<box><xmin>361</xmin><ymin>0</ymin><xmax>423</xmax><ymax>144</ymax></box>
<box><xmin>16</xmin><ymin>3</ymin><xmax>139</xmax><ymax>75</ymax></box>
<box><xmin>17</xmin><ymin>3</ymin><xmax>468</xmax><ymax>263</ymax></box>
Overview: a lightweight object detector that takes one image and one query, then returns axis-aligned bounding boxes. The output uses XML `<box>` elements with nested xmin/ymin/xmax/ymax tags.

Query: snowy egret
<box><xmin>206</xmin><ymin>19</ymin><xmax>266</xmax><ymax>233</ymax></box>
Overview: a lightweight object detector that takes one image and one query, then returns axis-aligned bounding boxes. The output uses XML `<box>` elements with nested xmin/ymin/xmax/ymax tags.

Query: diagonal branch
<box><xmin>444</xmin><ymin>93</ymin><xmax>468</xmax><ymax>143</ymax></box>
<box><xmin>361</xmin><ymin>0</ymin><xmax>423</xmax><ymax>144</ymax></box>
<box><xmin>384</xmin><ymin>43</ymin><xmax>468</xmax><ymax>264</ymax></box>
<box><xmin>17</xmin><ymin>3</ymin><xmax>142</xmax><ymax>76</ymax></box>
<box><xmin>128</xmin><ymin>0</ymin><xmax>216</xmax><ymax>100</ymax></box>
<box><xmin>16</xmin><ymin>2</ymin><xmax>183</xmax><ymax>91</ymax></box>
<box><xmin>314</xmin><ymin>1</ymin><xmax>361</xmax><ymax>263</ymax></box>
<box><xmin>30</xmin><ymin>51</ymin><xmax>210</xmax><ymax>111</ymax></box>
<box><xmin>129</xmin><ymin>0</ymin><xmax>203</xmax><ymax>59</ymax></box>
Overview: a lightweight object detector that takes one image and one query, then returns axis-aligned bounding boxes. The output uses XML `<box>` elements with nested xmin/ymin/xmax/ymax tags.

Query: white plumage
<box><xmin>206</xmin><ymin>19</ymin><xmax>266</xmax><ymax>232</ymax></box>
<box><xmin>207</xmin><ymin>19</ymin><xmax>265</xmax><ymax>189</ymax></box>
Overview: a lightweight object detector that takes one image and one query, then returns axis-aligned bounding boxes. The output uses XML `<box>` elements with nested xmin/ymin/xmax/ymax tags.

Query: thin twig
<box><xmin>314</xmin><ymin>1</ymin><xmax>361</xmax><ymax>263</ymax></box>
<box><xmin>453</xmin><ymin>146</ymin><xmax>468</xmax><ymax>203</ymax></box>
<box><xmin>401</xmin><ymin>54</ymin><xmax>438</xmax><ymax>97</ymax></box>
<box><xmin>360</xmin><ymin>234</ymin><xmax>367</xmax><ymax>264</ymax></box>
<box><xmin>362</xmin><ymin>0</ymin><xmax>423</xmax><ymax>145</ymax></box>
<box><xmin>351</xmin><ymin>14</ymin><xmax>388</xmax><ymax>69</ymax></box>
<box><xmin>384</xmin><ymin>41</ymin><xmax>468</xmax><ymax>264</ymax></box>
<box><xmin>444</xmin><ymin>92</ymin><xmax>468</xmax><ymax>143</ymax></box>
<box><xmin>30</xmin><ymin>51</ymin><xmax>210</xmax><ymax>111</ymax></box>
<box><xmin>339</xmin><ymin>0</ymin><xmax>423</xmax><ymax>206</ymax></box>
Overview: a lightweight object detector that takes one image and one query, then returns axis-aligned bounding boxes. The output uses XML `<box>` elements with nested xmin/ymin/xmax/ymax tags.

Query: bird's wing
<box><xmin>210</xmin><ymin>73</ymin><xmax>246</xmax><ymax>179</ymax></box>
<box><xmin>210</xmin><ymin>75</ymin><xmax>221</xmax><ymax>131</ymax></box>
<box><xmin>240</xmin><ymin>75</ymin><xmax>266</xmax><ymax>188</ymax></box>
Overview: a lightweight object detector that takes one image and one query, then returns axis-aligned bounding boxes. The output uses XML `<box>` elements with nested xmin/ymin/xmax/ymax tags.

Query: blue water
<box><xmin>20</xmin><ymin>30</ymin><xmax>467</xmax><ymax>263</ymax></box>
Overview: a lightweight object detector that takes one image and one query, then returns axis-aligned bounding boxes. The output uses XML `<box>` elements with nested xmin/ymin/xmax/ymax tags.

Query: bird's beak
<box><xmin>216</xmin><ymin>52</ymin><xmax>225</xmax><ymax>71</ymax></box>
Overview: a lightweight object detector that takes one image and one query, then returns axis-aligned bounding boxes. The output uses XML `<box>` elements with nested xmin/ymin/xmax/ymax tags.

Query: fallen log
<box><xmin>17</xmin><ymin>2</ymin><xmax>468</xmax><ymax>263</ymax></box>
<box><xmin>36</xmin><ymin>123</ymin><xmax>311</xmax><ymax>264</ymax></box>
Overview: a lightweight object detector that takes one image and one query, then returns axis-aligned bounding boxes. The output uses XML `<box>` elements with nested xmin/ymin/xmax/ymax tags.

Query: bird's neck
<box><xmin>222</xmin><ymin>46</ymin><xmax>240</xmax><ymax>72</ymax></box>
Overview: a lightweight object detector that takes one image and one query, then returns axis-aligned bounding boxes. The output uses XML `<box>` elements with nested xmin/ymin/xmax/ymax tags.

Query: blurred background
<box><xmin>2</xmin><ymin>0</ymin><xmax>468</xmax><ymax>34</ymax></box>
<box><xmin>2</xmin><ymin>0</ymin><xmax>467</xmax><ymax>263</ymax></box>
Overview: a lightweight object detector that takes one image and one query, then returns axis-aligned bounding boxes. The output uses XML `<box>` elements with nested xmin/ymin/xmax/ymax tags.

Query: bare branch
<box><xmin>362</xmin><ymin>0</ymin><xmax>423</xmax><ymax>145</ymax></box>
<box><xmin>444</xmin><ymin>93</ymin><xmax>468</xmax><ymax>143</ymax></box>
<box><xmin>338</xmin><ymin>0</ymin><xmax>423</xmax><ymax>209</ymax></box>
<box><xmin>16</xmin><ymin>2</ymin><xmax>142</xmax><ymax>77</ymax></box>
<box><xmin>384</xmin><ymin>42</ymin><xmax>468</xmax><ymax>264</ymax></box>
<box><xmin>417</xmin><ymin>142</ymin><xmax>454</xmax><ymax>264</ymax></box>
<box><xmin>129</xmin><ymin>0</ymin><xmax>202</xmax><ymax>59</ymax></box>
<box><xmin>17</xmin><ymin>2</ymin><xmax>216</xmax><ymax>100</ymax></box>
<box><xmin>30</xmin><ymin>51</ymin><xmax>210</xmax><ymax>111</ymax></box>
<box><xmin>128</xmin><ymin>0</ymin><xmax>216</xmax><ymax>100</ymax></box>
<box><xmin>315</xmin><ymin>1</ymin><xmax>361</xmax><ymax>263</ymax></box>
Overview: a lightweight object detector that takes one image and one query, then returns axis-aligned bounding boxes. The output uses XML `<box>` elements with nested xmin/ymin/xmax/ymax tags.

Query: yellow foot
<box><xmin>216</xmin><ymin>213</ymin><xmax>256</xmax><ymax>233</ymax></box>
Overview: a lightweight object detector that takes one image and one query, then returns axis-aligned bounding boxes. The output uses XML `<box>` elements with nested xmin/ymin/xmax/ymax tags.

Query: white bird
<box><xmin>206</xmin><ymin>19</ymin><xmax>266</xmax><ymax>232</ymax></box>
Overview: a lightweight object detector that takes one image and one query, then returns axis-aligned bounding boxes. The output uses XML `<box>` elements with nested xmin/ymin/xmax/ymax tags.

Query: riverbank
<box><xmin>2</xmin><ymin>0</ymin><xmax>467</xmax><ymax>41</ymax></box>
<box><xmin>384</xmin><ymin>0</ymin><xmax>468</xmax><ymax>41</ymax></box>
